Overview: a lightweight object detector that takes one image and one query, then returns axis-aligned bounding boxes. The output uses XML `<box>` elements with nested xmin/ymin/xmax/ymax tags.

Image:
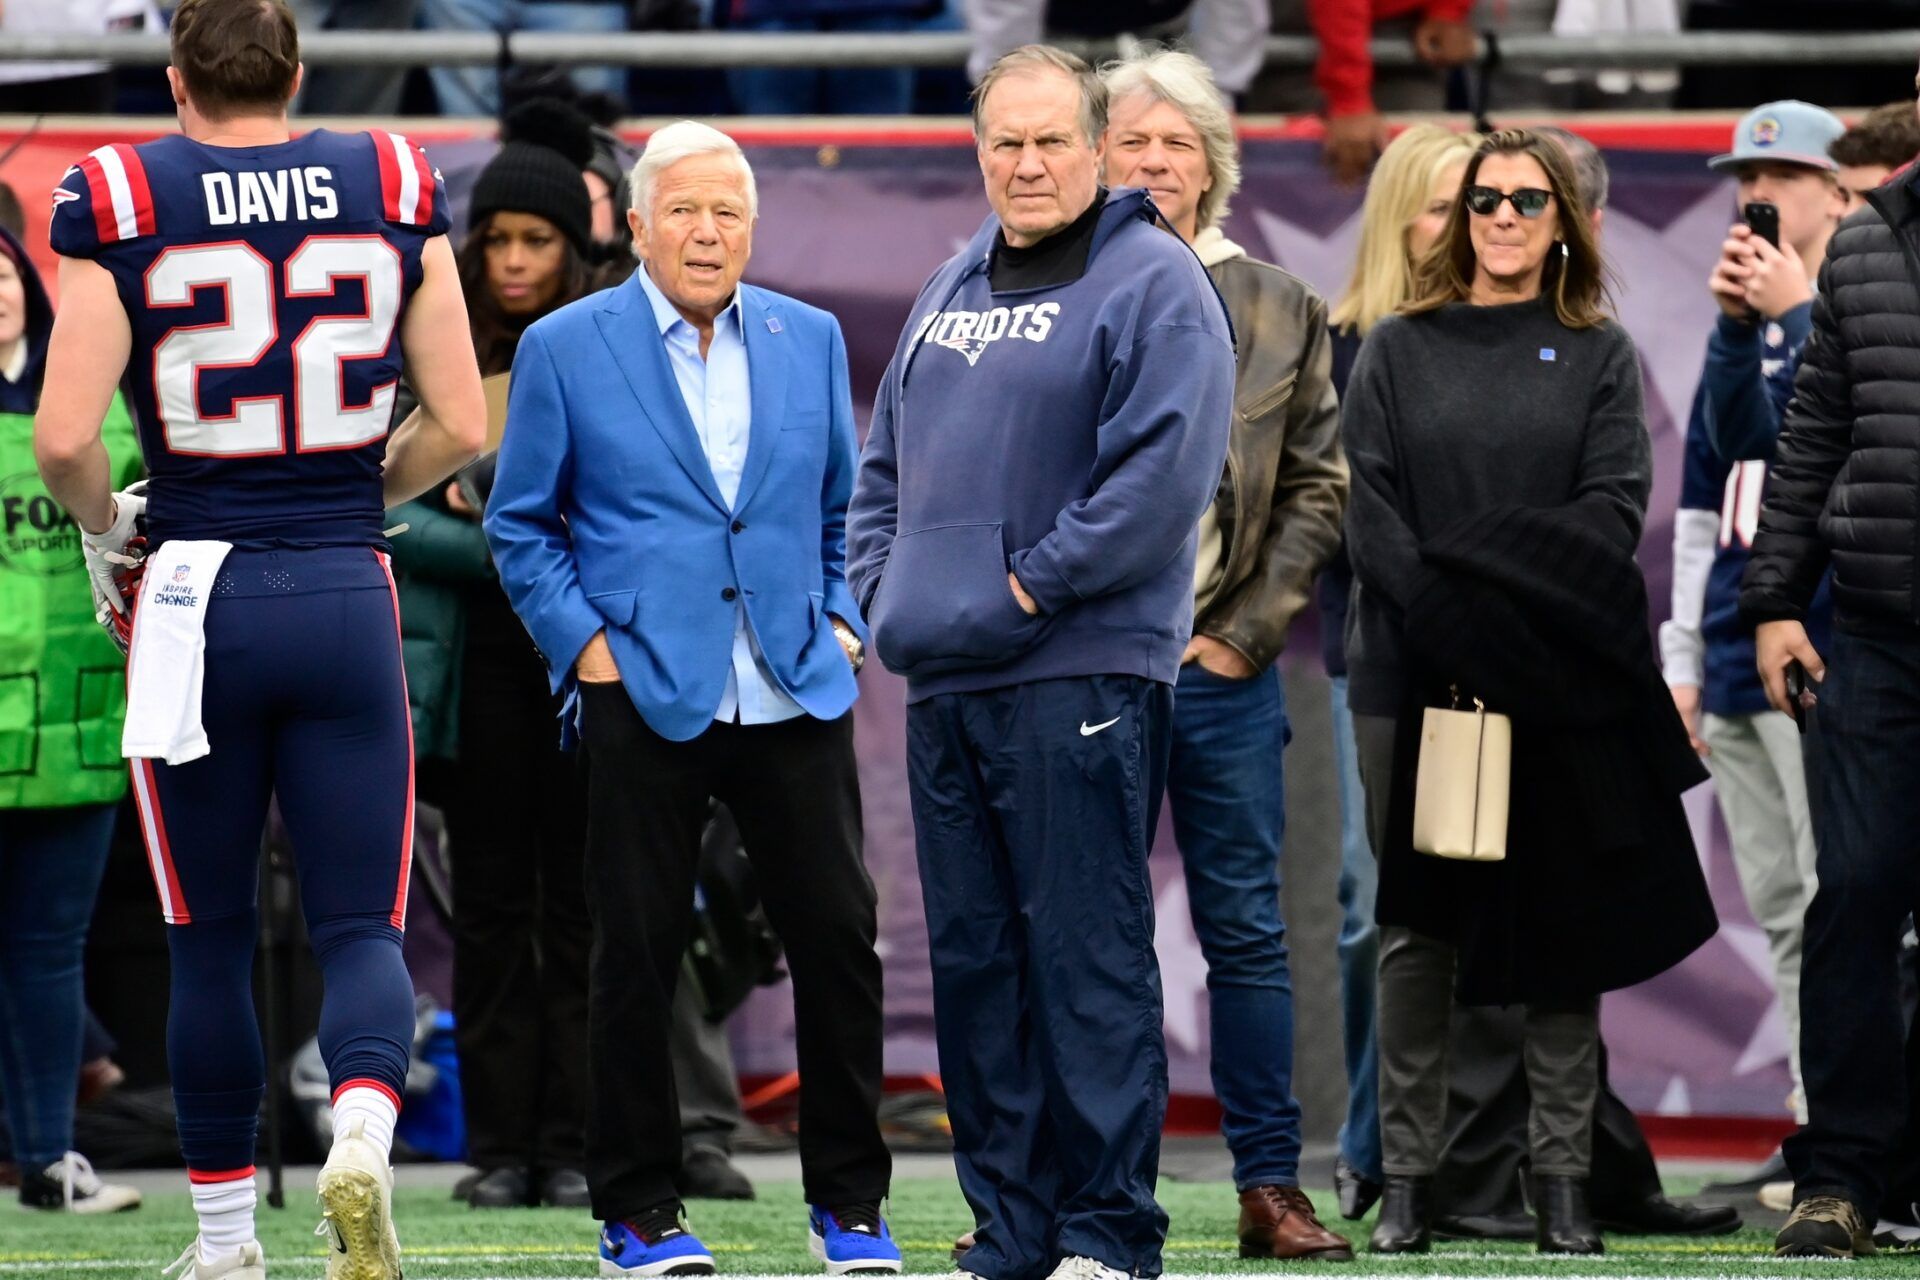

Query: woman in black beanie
<box><xmin>458</xmin><ymin>100</ymin><xmax>597</xmax><ymax>376</ymax></box>
<box><xmin>388</xmin><ymin>99</ymin><xmax>600</xmax><ymax>1209</ymax></box>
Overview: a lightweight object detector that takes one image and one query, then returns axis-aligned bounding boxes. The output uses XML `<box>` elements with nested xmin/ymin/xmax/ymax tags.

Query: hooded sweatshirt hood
<box><xmin>899</xmin><ymin>188</ymin><xmax>1232</xmax><ymax>387</ymax></box>
<box><xmin>1189</xmin><ymin>225</ymin><xmax>1248</xmax><ymax>269</ymax></box>
<box><xmin>847</xmin><ymin>185</ymin><xmax>1237</xmax><ymax>699</ymax></box>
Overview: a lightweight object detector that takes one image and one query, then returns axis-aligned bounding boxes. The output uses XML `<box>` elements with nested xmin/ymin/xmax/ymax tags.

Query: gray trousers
<box><xmin>670</xmin><ymin>976</ymin><xmax>744</xmax><ymax>1155</ymax></box>
<box><xmin>1700</xmin><ymin>709</ymin><xmax>1817</xmax><ymax>1121</ymax></box>
<box><xmin>1353</xmin><ymin>713</ymin><xmax>1600</xmax><ymax>1178</ymax></box>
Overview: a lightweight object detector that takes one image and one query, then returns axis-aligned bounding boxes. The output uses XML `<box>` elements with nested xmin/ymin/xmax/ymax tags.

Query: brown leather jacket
<box><xmin>1193</xmin><ymin>248</ymin><xmax>1349</xmax><ymax>670</ymax></box>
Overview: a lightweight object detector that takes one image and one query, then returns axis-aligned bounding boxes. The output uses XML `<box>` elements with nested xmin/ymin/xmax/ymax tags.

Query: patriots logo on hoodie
<box><xmin>914</xmin><ymin>302</ymin><xmax>1061</xmax><ymax>367</ymax></box>
<box><xmin>936</xmin><ymin>335</ymin><xmax>993</xmax><ymax>367</ymax></box>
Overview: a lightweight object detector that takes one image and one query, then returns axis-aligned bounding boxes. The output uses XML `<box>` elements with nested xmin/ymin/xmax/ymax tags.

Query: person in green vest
<box><xmin>0</xmin><ymin>222</ymin><xmax>143</xmax><ymax>1213</ymax></box>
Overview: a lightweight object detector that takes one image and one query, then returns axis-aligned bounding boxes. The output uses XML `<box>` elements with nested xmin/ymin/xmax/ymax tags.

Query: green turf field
<box><xmin>1</xmin><ymin>1179</ymin><xmax>1899</xmax><ymax>1279</ymax></box>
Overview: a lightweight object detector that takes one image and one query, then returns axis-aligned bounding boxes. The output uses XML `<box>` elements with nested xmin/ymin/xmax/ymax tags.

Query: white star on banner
<box><xmin>1154</xmin><ymin>875</ymin><xmax>1209</xmax><ymax>1055</ymax></box>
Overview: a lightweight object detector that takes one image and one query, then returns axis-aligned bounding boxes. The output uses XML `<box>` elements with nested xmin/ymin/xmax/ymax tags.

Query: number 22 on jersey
<box><xmin>146</xmin><ymin>234</ymin><xmax>400</xmax><ymax>457</ymax></box>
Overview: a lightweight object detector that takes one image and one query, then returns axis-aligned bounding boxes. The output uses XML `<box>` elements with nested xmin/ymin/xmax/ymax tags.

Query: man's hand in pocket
<box><xmin>577</xmin><ymin>630</ymin><xmax>622</xmax><ymax>684</ymax></box>
<box><xmin>1009</xmin><ymin>572</ymin><xmax>1040</xmax><ymax>617</ymax></box>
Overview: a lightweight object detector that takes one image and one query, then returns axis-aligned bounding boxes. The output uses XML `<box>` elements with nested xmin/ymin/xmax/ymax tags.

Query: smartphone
<box><xmin>1743</xmin><ymin>201</ymin><xmax>1781</xmax><ymax>250</ymax></box>
<box><xmin>1785</xmin><ymin>659</ymin><xmax>1808</xmax><ymax>734</ymax></box>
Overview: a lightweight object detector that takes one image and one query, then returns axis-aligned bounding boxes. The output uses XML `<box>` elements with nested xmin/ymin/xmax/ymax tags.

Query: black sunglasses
<box><xmin>1463</xmin><ymin>185</ymin><xmax>1554</xmax><ymax>218</ymax></box>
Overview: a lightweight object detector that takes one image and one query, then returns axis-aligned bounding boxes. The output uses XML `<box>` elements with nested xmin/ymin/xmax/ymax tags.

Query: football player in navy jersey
<box><xmin>32</xmin><ymin>2</ymin><xmax>486</xmax><ymax>1277</ymax></box>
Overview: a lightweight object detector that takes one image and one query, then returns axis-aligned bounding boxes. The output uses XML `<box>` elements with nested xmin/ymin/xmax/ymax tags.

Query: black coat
<box><xmin>1744</xmin><ymin>166</ymin><xmax>1920</xmax><ymax>628</ymax></box>
<box><xmin>1374</xmin><ymin>504</ymin><xmax>1718</xmax><ymax>1006</ymax></box>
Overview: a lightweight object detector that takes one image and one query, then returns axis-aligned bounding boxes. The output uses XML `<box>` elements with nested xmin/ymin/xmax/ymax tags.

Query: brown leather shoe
<box><xmin>1239</xmin><ymin>1185</ymin><xmax>1356</xmax><ymax>1261</ymax></box>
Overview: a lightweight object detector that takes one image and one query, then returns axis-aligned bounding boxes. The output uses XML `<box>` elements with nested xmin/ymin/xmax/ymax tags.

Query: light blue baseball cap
<box><xmin>1708</xmin><ymin>100</ymin><xmax>1846</xmax><ymax>174</ymax></box>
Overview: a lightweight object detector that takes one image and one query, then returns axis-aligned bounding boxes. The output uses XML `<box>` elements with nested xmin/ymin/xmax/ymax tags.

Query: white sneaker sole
<box><xmin>808</xmin><ymin>1229</ymin><xmax>903</xmax><ymax>1275</ymax></box>
<box><xmin>65</xmin><ymin>1186</ymin><xmax>142</xmax><ymax>1214</ymax></box>
<box><xmin>597</xmin><ymin>1252</ymin><xmax>717</xmax><ymax>1277</ymax></box>
<box><xmin>317</xmin><ymin>1150</ymin><xmax>400</xmax><ymax>1280</ymax></box>
<box><xmin>174</xmin><ymin>1244</ymin><xmax>268</xmax><ymax>1280</ymax></box>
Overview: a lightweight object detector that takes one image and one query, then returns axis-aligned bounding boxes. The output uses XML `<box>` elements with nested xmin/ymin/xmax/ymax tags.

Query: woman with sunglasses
<box><xmin>1341</xmin><ymin>129</ymin><xmax>1713</xmax><ymax>1257</ymax></box>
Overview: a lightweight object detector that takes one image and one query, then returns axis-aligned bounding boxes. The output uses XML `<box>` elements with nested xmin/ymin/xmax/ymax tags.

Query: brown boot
<box><xmin>1238</xmin><ymin>1185</ymin><xmax>1356</xmax><ymax>1261</ymax></box>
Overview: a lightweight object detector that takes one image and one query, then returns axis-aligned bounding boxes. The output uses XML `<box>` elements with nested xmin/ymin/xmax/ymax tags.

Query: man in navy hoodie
<box><xmin>1662</xmin><ymin>102</ymin><xmax>1842</xmax><ymax>1166</ymax></box>
<box><xmin>848</xmin><ymin>43</ymin><xmax>1234</xmax><ymax>1280</ymax></box>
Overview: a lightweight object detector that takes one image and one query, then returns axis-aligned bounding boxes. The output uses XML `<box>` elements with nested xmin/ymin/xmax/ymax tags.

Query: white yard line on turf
<box><xmin>0</xmin><ymin>1269</ymin><xmax>1869</xmax><ymax>1279</ymax></box>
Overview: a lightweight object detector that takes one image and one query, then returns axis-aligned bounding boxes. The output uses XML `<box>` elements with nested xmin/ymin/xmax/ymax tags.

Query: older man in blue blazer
<box><xmin>484</xmin><ymin>120</ymin><xmax>897</xmax><ymax>1279</ymax></box>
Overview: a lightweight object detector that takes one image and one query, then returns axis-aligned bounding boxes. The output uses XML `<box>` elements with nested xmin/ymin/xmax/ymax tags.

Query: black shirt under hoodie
<box><xmin>1339</xmin><ymin>295</ymin><xmax>1651</xmax><ymax>718</ymax></box>
<box><xmin>989</xmin><ymin>188</ymin><xmax>1106</xmax><ymax>292</ymax></box>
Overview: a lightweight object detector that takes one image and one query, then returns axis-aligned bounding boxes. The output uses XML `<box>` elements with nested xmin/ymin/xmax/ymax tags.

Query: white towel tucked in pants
<box><xmin>122</xmin><ymin>539</ymin><xmax>234</xmax><ymax>765</ymax></box>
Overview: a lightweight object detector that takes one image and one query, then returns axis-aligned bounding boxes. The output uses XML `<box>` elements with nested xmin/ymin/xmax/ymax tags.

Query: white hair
<box><xmin>627</xmin><ymin>120</ymin><xmax>758</xmax><ymax>228</ymax></box>
<box><xmin>1101</xmin><ymin>47</ymin><xmax>1241</xmax><ymax>232</ymax></box>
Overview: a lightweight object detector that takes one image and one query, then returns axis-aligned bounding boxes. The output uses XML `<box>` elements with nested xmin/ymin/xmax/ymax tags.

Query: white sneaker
<box><xmin>1045</xmin><ymin>1257</ymin><xmax>1128</xmax><ymax>1280</ymax></box>
<box><xmin>18</xmin><ymin>1151</ymin><xmax>141</xmax><ymax>1213</ymax></box>
<box><xmin>316</xmin><ymin>1119</ymin><xmax>401</xmax><ymax>1280</ymax></box>
<box><xmin>1759</xmin><ymin>1180</ymin><xmax>1794</xmax><ymax>1213</ymax></box>
<box><xmin>161</xmin><ymin>1241</ymin><xmax>266</xmax><ymax>1279</ymax></box>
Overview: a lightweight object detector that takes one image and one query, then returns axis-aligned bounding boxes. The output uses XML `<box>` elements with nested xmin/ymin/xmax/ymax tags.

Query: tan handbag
<box><xmin>1412</xmin><ymin>687</ymin><xmax>1511</xmax><ymax>861</ymax></box>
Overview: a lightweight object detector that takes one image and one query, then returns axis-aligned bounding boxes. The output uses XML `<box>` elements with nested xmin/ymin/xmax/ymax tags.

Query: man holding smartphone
<box><xmin>1661</xmin><ymin>99</ymin><xmax>1844</xmax><ymax>1188</ymax></box>
<box><xmin>1699</xmin><ymin>101</ymin><xmax>1849</xmax><ymax>460</ymax></box>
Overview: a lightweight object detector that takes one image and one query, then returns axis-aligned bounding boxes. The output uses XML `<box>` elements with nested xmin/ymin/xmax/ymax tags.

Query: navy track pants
<box><xmin>908</xmin><ymin>674</ymin><xmax>1173</xmax><ymax>1280</ymax></box>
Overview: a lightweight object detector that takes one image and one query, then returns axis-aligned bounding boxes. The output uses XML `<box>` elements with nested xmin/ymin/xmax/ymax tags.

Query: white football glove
<box><xmin>81</xmin><ymin>483</ymin><xmax>148</xmax><ymax>652</ymax></box>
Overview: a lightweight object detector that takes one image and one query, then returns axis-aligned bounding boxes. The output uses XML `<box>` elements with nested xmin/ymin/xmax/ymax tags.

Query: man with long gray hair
<box><xmin>486</xmin><ymin>119</ymin><xmax>898</xmax><ymax>1277</ymax></box>
<box><xmin>1102</xmin><ymin>44</ymin><xmax>1353</xmax><ymax>1262</ymax></box>
<box><xmin>850</xmin><ymin>44</ymin><xmax>1234</xmax><ymax>1280</ymax></box>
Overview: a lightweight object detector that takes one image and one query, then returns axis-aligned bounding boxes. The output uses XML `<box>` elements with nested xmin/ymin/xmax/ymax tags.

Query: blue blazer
<box><xmin>483</xmin><ymin>271</ymin><xmax>869</xmax><ymax>743</ymax></box>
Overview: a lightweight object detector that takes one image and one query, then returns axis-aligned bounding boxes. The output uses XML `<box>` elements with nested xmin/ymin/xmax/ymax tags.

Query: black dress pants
<box><xmin>1787</xmin><ymin>623</ymin><xmax>1920</xmax><ymax>1211</ymax></box>
<box><xmin>575</xmin><ymin>685</ymin><xmax>889</xmax><ymax>1221</ymax></box>
<box><xmin>445</xmin><ymin>618</ymin><xmax>592</xmax><ymax>1174</ymax></box>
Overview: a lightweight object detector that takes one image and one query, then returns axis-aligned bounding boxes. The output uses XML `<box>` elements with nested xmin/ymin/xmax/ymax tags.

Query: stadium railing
<box><xmin>0</xmin><ymin>30</ymin><xmax>1917</xmax><ymax>70</ymax></box>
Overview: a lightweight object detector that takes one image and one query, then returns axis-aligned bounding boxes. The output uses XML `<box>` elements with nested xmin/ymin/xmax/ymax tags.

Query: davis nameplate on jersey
<box><xmin>202</xmin><ymin>167</ymin><xmax>340</xmax><ymax>224</ymax></box>
<box><xmin>912</xmin><ymin>302</ymin><xmax>1060</xmax><ymax>366</ymax></box>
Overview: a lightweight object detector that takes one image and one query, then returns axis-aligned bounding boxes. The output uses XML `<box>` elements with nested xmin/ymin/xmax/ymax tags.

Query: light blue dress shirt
<box><xmin>637</xmin><ymin>265</ymin><xmax>804</xmax><ymax>725</ymax></box>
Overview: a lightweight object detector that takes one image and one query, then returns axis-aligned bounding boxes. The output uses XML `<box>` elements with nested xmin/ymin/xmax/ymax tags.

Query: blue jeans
<box><xmin>0</xmin><ymin>804</ymin><xmax>117</xmax><ymax>1168</ymax></box>
<box><xmin>727</xmin><ymin>14</ymin><xmax>916</xmax><ymax>114</ymax></box>
<box><xmin>909</xmin><ymin>675</ymin><xmax>1172</xmax><ymax>1280</ymax></box>
<box><xmin>420</xmin><ymin>0</ymin><xmax>629</xmax><ymax>116</ymax></box>
<box><xmin>1329</xmin><ymin>675</ymin><xmax>1383</xmax><ymax>1182</ymax></box>
<box><xmin>1167</xmin><ymin>662</ymin><xmax>1301</xmax><ymax>1189</ymax></box>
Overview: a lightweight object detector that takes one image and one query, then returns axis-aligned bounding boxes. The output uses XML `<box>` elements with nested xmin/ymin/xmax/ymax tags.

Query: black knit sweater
<box><xmin>1340</xmin><ymin>296</ymin><xmax>1651</xmax><ymax>717</ymax></box>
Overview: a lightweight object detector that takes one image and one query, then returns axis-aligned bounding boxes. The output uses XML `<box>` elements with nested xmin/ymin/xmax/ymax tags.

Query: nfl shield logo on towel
<box><xmin>173</xmin><ymin>564</ymin><xmax>190</xmax><ymax>583</ymax></box>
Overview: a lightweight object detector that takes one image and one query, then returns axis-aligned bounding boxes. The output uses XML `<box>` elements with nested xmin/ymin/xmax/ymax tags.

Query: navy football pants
<box><xmin>129</xmin><ymin>547</ymin><xmax>416</xmax><ymax>1175</ymax></box>
<box><xmin>907</xmin><ymin>675</ymin><xmax>1173</xmax><ymax>1280</ymax></box>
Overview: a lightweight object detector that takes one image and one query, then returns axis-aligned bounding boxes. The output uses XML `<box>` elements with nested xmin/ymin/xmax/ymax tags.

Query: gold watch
<box><xmin>831</xmin><ymin>618</ymin><xmax>865</xmax><ymax>671</ymax></box>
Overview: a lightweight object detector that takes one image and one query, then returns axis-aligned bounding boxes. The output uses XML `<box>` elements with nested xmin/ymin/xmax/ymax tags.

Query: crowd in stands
<box><xmin>11</xmin><ymin>0</ymin><xmax>1920</xmax><ymax>140</ymax></box>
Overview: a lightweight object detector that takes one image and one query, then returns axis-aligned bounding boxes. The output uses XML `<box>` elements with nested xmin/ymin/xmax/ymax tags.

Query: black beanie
<box><xmin>470</xmin><ymin>100</ymin><xmax>596</xmax><ymax>256</ymax></box>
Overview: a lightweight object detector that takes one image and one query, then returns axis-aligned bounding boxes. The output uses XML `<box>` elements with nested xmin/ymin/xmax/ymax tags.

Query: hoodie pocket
<box><xmin>869</xmin><ymin>522</ymin><xmax>1045</xmax><ymax>676</ymax></box>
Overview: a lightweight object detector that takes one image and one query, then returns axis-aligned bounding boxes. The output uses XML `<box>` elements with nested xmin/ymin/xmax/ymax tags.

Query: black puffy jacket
<box><xmin>1743</xmin><ymin>168</ymin><xmax>1920</xmax><ymax>628</ymax></box>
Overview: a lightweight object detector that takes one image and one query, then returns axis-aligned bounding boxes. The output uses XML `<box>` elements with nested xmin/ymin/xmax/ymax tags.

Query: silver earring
<box><xmin>1559</xmin><ymin>241</ymin><xmax>1570</xmax><ymax>259</ymax></box>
